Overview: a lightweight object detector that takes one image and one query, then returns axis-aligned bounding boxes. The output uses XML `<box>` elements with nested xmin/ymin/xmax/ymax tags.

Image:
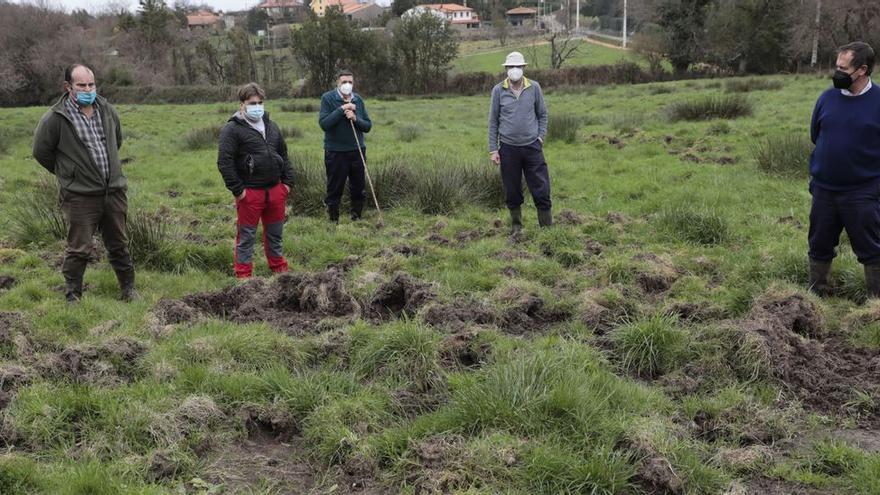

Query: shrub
<box><xmin>280</xmin><ymin>101</ymin><xmax>318</xmax><ymax>113</ymax></box>
<box><xmin>724</xmin><ymin>78</ymin><xmax>784</xmax><ymax>93</ymax></box>
<box><xmin>658</xmin><ymin>207</ymin><xmax>729</xmax><ymax>245</ymax></box>
<box><xmin>280</xmin><ymin>125</ymin><xmax>303</xmax><ymax>139</ymax></box>
<box><xmin>397</xmin><ymin>124</ymin><xmax>421</xmax><ymax>143</ymax></box>
<box><xmin>183</xmin><ymin>125</ymin><xmax>223</xmax><ymax>151</ymax></box>
<box><xmin>611</xmin><ymin>314</ymin><xmax>688</xmax><ymax>378</ymax></box>
<box><xmin>289</xmin><ymin>151</ymin><xmax>328</xmax><ymax>216</ymax></box>
<box><xmin>127</xmin><ymin>210</ymin><xmax>174</xmax><ymax>270</ymax></box>
<box><xmin>8</xmin><ymin>176</ymin><xmax>67</xmax><ymax>247</ymax></box>
<box><xmin>286</xmin><ymin>153</ymin><xmax>507</xmax><ymax>216</ymax></box>
<box><xmin>666</xmin><ymin>95</ymin><xmax>753</xmax><ymax>122</ymax></box>
<box><xmin>610</xmin><ymin>112</ymin><xmax>646</xmax><ymax>133</ymax></box>
<box><xmin>751</xmin><ymin>132</ymin><xmax>813</xmax><ymax>177</ymax></box>
<box><xmin>547</xmin><ymin>114</ymin><xmax>581</xmax><ymax>143</ymax></box>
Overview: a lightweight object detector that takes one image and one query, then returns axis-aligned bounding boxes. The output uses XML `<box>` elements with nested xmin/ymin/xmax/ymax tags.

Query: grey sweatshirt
<box><xmin>487</xmin><ymin>77</ymin><xmax>548</xmax><ymax>152</ymax></box>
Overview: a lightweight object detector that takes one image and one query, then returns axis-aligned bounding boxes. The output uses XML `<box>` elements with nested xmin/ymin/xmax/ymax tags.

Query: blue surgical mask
<box><xmin>245</xmin><ymin>104</ymin><xmax>264</xmax><ymax>121</ymax></box>
<box><xmin>75</xmin><ymin>90</ymin><xmax>97</xmax><ymax>106</ymax></box>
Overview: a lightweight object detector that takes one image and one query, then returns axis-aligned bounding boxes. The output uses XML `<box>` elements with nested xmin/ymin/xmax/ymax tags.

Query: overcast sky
<box><xmin>15</xmin><ymin>0</ymin><xmax>389</xmax><ymax>14</ymax></box>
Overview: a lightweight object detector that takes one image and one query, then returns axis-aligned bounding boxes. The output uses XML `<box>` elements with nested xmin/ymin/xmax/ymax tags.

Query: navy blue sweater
<box><xmin>810</xmin><ymin>84</ymin><xmax>880</xmax><ymax>190</ymax></box>
<box><xmin>318</xmin><ymin>89</ymin><xmax>372</xmax><ymax>152</ymax></box>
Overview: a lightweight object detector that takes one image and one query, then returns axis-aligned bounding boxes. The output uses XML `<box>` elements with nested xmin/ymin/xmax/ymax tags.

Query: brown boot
<box><xmin>808</xmin><ymin>259</ymin><xmax>832</xmax><ymax>296</ymax></box>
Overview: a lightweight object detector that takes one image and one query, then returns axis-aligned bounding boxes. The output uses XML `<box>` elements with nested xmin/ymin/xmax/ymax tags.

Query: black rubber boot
<box><xmin>65</xmin><ymin>278</ymin><xmax>83</xmax><ymax>304</ymax></box>
<box><xmin>509</xmin><ymin>207</ymin><xmax>523</xmax><ymax>234</ymax></box>
<box><xmin>116</xmin><ymin>269</ymin><xmax>140</xmax><ymax>302</ymax></box>
<box><xmin>809</xmin><ymin>259</ymin><xmax>832</xmax><ymax>296</ymax></box>
<box><xmin>865</xmin><ymin>264</ymin><xmax>880</xmax><ymax>299</ymax></box>
<box><xmin>328</xmin><ymin>205</ymin><xmax>340</xmax><ymax>224</ymax></box>
<box><xmin>351</xmin><ymin>201</ymin><xmax>364</xmax><ymax>221</ymax></box>
<box><xmin>537</xmin><ymin>209</ymin><xmax>553</xmax><ymax>227</ymax></box>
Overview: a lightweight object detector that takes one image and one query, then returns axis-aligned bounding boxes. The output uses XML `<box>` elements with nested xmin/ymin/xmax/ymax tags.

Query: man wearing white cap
<box><xmin>488</xmin><ymin>51</ymin><xmax>552</xmax><ymax>233</ymax></box>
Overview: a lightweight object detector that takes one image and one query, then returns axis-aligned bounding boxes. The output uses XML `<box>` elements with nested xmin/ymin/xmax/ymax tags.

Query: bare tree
<box><xmin>548</xmin><ymin>33</ymin><xmax>581</xmax><ymax>68</ymax></box>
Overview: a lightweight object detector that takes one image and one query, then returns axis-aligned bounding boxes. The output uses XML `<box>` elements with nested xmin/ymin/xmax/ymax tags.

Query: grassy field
<box><xmin>1</xmin><ymin>74</ymin><xmax>880</xmax><ymax>494</ymax></box>
<box><xmin>453</xmin><ymin>37</ymin><xmax>636</xmax><ymax>73</ymax></box>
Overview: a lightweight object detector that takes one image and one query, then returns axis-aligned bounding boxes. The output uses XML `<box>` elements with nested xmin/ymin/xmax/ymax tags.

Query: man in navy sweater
<box><xmin>808</xmin><ymin>41</ymin><xmax>880</xmax><ymax>297</ymax></box>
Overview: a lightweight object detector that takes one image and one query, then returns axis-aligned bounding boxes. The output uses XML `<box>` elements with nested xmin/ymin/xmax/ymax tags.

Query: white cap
<box><xmin>503</xmin><ymin>51</ymin><xmax>528</xmax><ymax>67</ymax></box>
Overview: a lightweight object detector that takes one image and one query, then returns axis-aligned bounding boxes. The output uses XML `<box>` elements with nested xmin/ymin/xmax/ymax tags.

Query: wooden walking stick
<box><xmin>349</xmin><ymin>118</ymin><xmax>384</xmax><ymax>226</ymax></box>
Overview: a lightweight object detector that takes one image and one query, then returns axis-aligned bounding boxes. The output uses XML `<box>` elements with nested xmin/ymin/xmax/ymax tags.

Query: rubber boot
<box><xmin>65</xmin><ymin>278</ymin><xmax>83</xmax><ymax>304</ymax></box>
<box><xmin>351</xmin><ymin>200</ymin><xmax>364</xmax><ymax>221</ymax></box>
<box><xmin>808</xmin><ymin>259</ymin><xmax>831</xmax><ymax>296</ymax></box>
<box><xmin>509</xmin><ymin>207</ymin><xmax>523</xmax><ymax>234</ymax></box>
<box><xmin>865</xmin><ymin>264</ymin><xmax>880</xmax><ymax>299</ymax></box>
<box><xmin>328</xmin><ymin>205</ymin><xmax>340</xmax><ymax>224</ymax></box>
<box><xmin>537</xmin><ymin>209</ymin><xmax>553</xmax><ymax>227</ymax></box>
<box><xmin>117</xmin><ymin>269</ymin><xmax>140</xmax><ymax>302</ymax></box>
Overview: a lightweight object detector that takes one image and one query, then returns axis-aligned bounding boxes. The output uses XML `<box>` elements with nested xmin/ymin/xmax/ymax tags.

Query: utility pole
<box><xmin>810</xmin><ymin>0</ymin><xmax>821</xmax><ymax>67</ymax></box>
<box><xmin>622</xmin><ymin>0</ymin><xmax>627</xmax><ymax>48</ymax></box>
<box><xmin>575</xmin><ymin>0</ymin><xmax>579</xmax><ymax>32</ymax></box>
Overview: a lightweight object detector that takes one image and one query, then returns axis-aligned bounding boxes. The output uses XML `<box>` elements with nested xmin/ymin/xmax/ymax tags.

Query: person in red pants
<box><xmin>217</xmin><ymin>83</ymin><xmax>294</xmax><ymax>278</ymax></box>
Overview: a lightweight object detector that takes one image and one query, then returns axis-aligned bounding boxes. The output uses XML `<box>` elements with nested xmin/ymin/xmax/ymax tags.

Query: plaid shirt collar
<box><xmin>63</xmin><ymin>95</ymin><xmax>110</xmax><ymax>181</ymax></box>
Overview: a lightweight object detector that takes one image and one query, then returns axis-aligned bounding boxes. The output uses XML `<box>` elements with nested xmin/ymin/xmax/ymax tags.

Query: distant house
<box><xmin>311</xmin><ymin>0</ymin><xmax>355</xmax><ymax>17</ymax></box>
<box><xmin>342</xmin><ymin>2</ymin><xmax>385</xmax><ymax>23</ymax></box>
<box><xmin>257</xmin><ymin>0</ymin><xmax>307</xmax><ymax>20</ymax></box>
<box><xmin>403</xmin><ymin>3</ymin><xmax>480</xmax><ymax>29</ymax></box>
<box><xmin>186</xmin><ymin>10</ymin><xmax>222</xmax><ymax>30</ymax></box>
<box><xmin>506</xmin><ymin>6</ymin><xmax>536</xmax><ymax>26</ymax></box>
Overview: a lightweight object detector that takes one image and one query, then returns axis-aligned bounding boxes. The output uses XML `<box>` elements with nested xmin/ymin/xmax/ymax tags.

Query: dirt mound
<box><xmin>556</xmin><ymin>209</ymin><xmax>584</xmax><ymax>225</ymax></box>
<box><xmin>440</xmin><ymin>329</ymin><xmax>491</xmax><ymax>368</ymax></box>
<box><xmin>153</xmin><ymin>298</ymin><xmax>202</xmax><ymax>326</ymax></box>
<box><xmin>426</xmin><ymin>233</ymin><xmax>452</xmax><ymax>246</ymax></box>
<box><xmin>422</xmin><ymin>298</ymin><xmax>497</xmax><ymax>331</ymax></box>
<box><xmin>750</xmin><ymin>290</ymin><xmax>824</xmax><ymax>338</ymax></box>
<box><xmin>270</xmin><ymin>270</ymin><xmax>360</xmax><ymax>316</ymax></box>
<box><xmin>369</xmin><ymin>273</ymin><xmax>435</xmax><ymax>320</ymax></box>
<box><xmin>633</xmin><ymin>254</ymin><xmax>680</xmax><ymax>295</ymax></box>
<box><xmin>665</xmin><ymin>301</ymin><xmax>726</xmax><ymax>323</ymax></box>
<box><xmin>381</xmin><ymin>244</ymin><xmax>422</xmax><ymax>257</ymax></box>
<box><xmin>739</xmin><ymin>318</ymin><xmax>880</xmax><ymax>422</ymax></box>
<box><xmin>238</xmin><ymin>404</ymin><xmax>299</xmax><ymax>442</ymax></box>
<box><xmin>0</xmin><ymin>312</ymin><xmax>29</xmax><ymax>357</ymax></box>
<box><xmin>0</xmin><ymin>276</ymin><xmax>16</xmax><ymax>290</ymax></box>
<box><xmin>496</xmin><ymin>288</ymin><xmax>571</xmax><ymax>335</ymax></box>
<box><xmin>579</xmin><ymin>287</ymin><xmax>639</xmax><ymax>335</ymax></box>
<box><xmin>0</xmin><ymin>364</ymin><xmax>34</xmax><ymax>409</ymax></box>
<box><xmin>36</xmin><ymin>336</ymin><xmax>147</xmax><ymax>385</ymax></box>
<box><xmin>163</xmin><ymin>270</ymin><xmax>361</xmax><ymax>335</ymax></box>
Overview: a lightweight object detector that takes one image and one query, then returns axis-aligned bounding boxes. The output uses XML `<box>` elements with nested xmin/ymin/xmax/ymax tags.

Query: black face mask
<box><xmin>832</xmin><ymin>69</ymin><xmax>858</xmax><ymax>89</ymax></box>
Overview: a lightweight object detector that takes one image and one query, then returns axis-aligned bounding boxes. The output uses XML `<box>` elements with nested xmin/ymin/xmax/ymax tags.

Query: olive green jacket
<box><xmin>32</xmin><ymin>95</ymin><xmax>126</xmax><ymax>195</ymax></box>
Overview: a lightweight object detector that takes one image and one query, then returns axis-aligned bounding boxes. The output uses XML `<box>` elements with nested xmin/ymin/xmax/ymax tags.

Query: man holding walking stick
<box><xmin>318</xmin><ymin>70</ymin><xmax>374</xmax><ymax>224</ymax></box>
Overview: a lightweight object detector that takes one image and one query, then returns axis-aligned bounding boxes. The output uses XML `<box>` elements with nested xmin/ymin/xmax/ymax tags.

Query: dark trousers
<box><xmin>808</xmin><ymin>181</ymin><xmax>880</xmax><ymax>265</ymax></box>
<box><xmin>61</xmin><ymin>189</ymin><xmax>135</xmax><ymax>287</ymax></box>
<box><xmin>324</xmin><ymin>149</ymin><xmax>366</xmax><ymax>209</ymax></box>
<box><xmin>499</xmin><ymin>140</ymin><xmax>552</xmax><ymax>211</ymax></box>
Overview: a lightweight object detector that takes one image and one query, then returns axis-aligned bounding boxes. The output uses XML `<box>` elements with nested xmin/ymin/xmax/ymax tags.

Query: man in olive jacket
<box><xmin>32</xmin><ymin>64</ymin><xmax>136</xmax><ymax>303</ymax></box>
<box><xmin>217</xmin><ymin>82</ymin><xmax>294</xmax><ymax>278</ymax></box>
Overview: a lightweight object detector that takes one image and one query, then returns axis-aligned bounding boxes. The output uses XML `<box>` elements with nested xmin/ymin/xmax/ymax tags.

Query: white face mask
<box><xmin>507</xmin><ymin>67</ymin><xmax>524</xmax><ymax>82</ymax></box>
<box><xmin>339</xmin><ymin>82</ymin><xmax>353</xmax><ymax>96</ymax></box>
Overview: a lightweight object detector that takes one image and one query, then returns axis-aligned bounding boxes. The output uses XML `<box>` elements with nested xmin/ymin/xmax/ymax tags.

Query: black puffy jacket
<box><xmin>217</xmin><ymin>112</ymin><xmax>294</xmax><ymax>197</ymax></box>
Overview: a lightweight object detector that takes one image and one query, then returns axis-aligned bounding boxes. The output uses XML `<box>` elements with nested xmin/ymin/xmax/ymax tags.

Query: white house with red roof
<box><xmin>403</xmin><ymin>3</ymin><xmax>481</xmax><ymax>28</ymax></box>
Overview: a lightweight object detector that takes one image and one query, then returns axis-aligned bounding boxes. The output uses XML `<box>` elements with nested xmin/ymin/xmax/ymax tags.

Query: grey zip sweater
<box><xmin>487</xmin><ymin>77</ymin><xmax>548</xmax><ymax>153</ymax></box>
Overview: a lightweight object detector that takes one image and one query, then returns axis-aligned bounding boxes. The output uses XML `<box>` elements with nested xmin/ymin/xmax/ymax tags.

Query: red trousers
<box><xmin>234</xmin><ymin>183</ymin><xmax>289</xmax><ymax>278</ymax></box>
